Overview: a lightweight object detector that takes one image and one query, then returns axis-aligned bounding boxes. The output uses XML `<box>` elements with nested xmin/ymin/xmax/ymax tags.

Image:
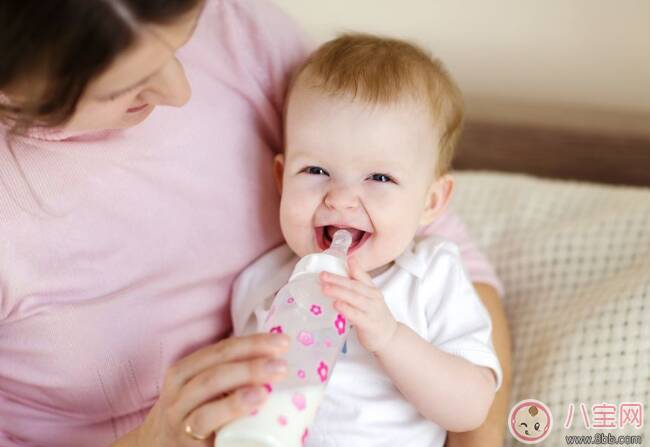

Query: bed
<box><xmin>450</xmin><ymin>118</ymin><xmax>650</xmax><ymax>445</ymax></box>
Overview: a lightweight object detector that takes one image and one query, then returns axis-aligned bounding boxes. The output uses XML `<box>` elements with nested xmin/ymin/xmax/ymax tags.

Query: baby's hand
<box><xmin>320</xmin><ymin>258</ymin><xmax>397</xmax><ymax>353</ymax></box>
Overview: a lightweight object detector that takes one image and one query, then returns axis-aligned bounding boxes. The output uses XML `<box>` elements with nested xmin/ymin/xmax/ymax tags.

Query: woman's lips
<box><xmin>127</xmin><ymin>104</ymin><xmax>149</xmax><ymax>113</ymax></box>
<box><xmin>315</xmin><ymin>226</ymin><xmax>372</xmax><ymax>254</ymax></box>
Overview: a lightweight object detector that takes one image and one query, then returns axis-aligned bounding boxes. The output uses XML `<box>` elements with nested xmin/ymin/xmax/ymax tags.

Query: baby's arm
<box><xmin>423</xmin><ymin>210</ymin><xmax>512</xmax><ymax>446</ymax></box>
<box><xmin>375</xmin><ymin>323</ymin><xmax>496</xmax><ymax>432</ymax></box>
<box><xmin>320</xmin><ymin>246</ymin><xmax>501</xmax><ymax>432</ymax></box>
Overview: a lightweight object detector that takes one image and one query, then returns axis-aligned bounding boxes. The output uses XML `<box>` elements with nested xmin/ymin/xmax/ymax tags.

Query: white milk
<box><xmin>215</xmin><ymin>386</ymin><xmax>324</xmax><ymax>447</ymax></box>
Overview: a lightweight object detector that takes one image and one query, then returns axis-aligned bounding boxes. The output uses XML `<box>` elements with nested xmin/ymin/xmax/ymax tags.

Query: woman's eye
<box><xmin>302</xmin><ymin>166</ymin><xmax>329</xmax><ymax>176</ymax></box>
<box><xmin>368</xmin><ymin>173</ymin><xmax>394</xmax><ymax>183</ymax></box>
<box><xmin>103</xmin><ymin>85</ymin><xmax>139</xmax><ymax>102</ymax></box>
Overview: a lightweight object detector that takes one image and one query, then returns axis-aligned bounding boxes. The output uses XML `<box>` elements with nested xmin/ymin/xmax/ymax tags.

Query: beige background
<box><xmin>274</xmin><ymin>0</ymin><xmax>650</xmax><ymax>134</ymax></box>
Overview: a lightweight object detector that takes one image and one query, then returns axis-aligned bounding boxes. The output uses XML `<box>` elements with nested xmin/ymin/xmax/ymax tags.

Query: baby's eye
<box><xmin>368</xmin><ymin>173</ymin><xmax>394</xmax><ymax>183</ymax></box>
<box><xmin>301</xmin><ymin>166</ymin><xmax>329</xmax><ymax>176</ymax></box>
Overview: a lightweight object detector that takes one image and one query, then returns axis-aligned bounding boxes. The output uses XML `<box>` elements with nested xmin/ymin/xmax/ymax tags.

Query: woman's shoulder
<box><xmin>186</xmin><ymin>0</ymin><xmax>308</xmax><ymax>118</ymax></box>
<box><xmin>199</xmin><ymin>0</ymin><xmax>308</xmax><ymax>70</ymax></box>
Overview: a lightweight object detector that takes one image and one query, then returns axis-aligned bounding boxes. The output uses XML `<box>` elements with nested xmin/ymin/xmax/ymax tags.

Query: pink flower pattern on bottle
<box><xmin>334</xmin><ymin>314</ymin><xmax>346</xmax><ymax>335</ymax></box>
<box><xmin>317</xmin><ymin>361</ymin><xmax>329</xmax><ymax>383</ymax></box>
<box><xmin>292</xmin><ymin>392</ymin><xmax>306</xmax><ymax>411</ymax></box>
<box><xmin>310</xmin><ymin>304</ymin><xmax>322</xmax><ymax>316</ymax></box>
<box><xmin>297</xmin><ymin>331</ymin><xmax>314</xmax><ymax>346</ymax></box>
<box><xmin>269</xmin><ymin>326</ymin><xmax>283</xmax><ymax>334</ymax></box>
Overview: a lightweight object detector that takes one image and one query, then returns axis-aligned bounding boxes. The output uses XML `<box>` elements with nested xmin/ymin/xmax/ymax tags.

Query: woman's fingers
<box><xmin>184</xmin><ymin>385</ymin><xmax>269</xmax><ymax>441</ymax></box>
<box><xmin>174</xmin><ymin>356</ymin><xmax>287</xmax><ymax>417</ymax></box>
<box><xmin>164</xmin><ymin>333</ymin><xmax>289</xmax><ymax>394</ymax></box>
<box><xmin>138</xmin><ymin>335</ymin><xmax>290</xmax><ymax>447</ymax></box>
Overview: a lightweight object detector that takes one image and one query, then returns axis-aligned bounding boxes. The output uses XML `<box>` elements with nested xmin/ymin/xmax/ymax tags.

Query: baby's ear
<box><xmin>272</xmin><ymin>154</ymin><xmax>285</xmax><ymax>195</ymax></box>
<box><xmin>419</xmin><ymin>174</ymin><xmax>454</xmax><ymax>226</ymax></box>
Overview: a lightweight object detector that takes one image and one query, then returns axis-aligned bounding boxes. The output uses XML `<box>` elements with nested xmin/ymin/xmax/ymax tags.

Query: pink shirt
<box><xmin>0</xmin><ymin>1</ymin><xmax>501</xmax><ymax>445</ymax></box>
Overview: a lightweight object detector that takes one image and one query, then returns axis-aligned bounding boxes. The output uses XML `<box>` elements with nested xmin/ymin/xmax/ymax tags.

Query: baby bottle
<box><xmin>216</xmin><ymin>230</ymin><xmax>353</xmax><ymax>447</ymax></box>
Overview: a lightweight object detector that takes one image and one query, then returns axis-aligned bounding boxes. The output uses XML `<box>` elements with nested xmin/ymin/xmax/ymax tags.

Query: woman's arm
<box><xmin>108</xmin><ymin>333</ymin><xmax>290</xmax><ymax>447</ymax></box>
<box><xmin>446</xmin><ymin>283</ymin><xmax>512</xmax><ymax>447</ymax></box>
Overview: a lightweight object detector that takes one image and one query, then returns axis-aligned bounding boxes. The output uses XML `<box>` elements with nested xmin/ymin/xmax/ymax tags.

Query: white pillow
<box><xmin>451</xmin><ymin>171</ymin><xmax>649</xmax><ymax>445</ymax></box>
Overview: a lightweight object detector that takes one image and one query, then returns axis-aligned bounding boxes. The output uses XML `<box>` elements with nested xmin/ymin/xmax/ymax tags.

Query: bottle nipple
<box><xmin>324</xmin><ymin>230</ymin><xmax>353</xmax><ymax>259</ymax></box>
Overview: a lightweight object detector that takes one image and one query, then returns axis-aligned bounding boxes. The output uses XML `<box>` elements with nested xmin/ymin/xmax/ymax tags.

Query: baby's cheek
<box><xmin>380</xmin><ymin>215</ymin><xmax>420</xmax><ymax>246</ymax></box>
<box><xmin>281</xmin><ymin>191</ymin><xmax>311</xmax><ymax>223</ymax></box>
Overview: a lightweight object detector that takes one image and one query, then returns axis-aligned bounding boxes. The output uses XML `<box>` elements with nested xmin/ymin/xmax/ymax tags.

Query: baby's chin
<box><xmin>354</xmin><ymin>255</ymin><xmax>395</xmax><ymax>277</ymax></box>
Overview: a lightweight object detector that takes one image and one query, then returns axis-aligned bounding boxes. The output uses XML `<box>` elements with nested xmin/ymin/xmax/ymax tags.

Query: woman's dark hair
<box><xmin>0</xmin><ymin>0</ymin><xmax>202</xmax><ymax>131</ymax></box>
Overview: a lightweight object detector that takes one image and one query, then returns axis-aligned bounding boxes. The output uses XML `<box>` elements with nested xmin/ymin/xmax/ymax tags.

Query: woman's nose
<box><xmin>140</xmin><ymin>56</ymin><xmax>191</xmax><ymax>107</ymax></box>
<box><xmin>324</xmin><ymin>185</ymin><xmax>359</xmax><ymax>210</ymax></box>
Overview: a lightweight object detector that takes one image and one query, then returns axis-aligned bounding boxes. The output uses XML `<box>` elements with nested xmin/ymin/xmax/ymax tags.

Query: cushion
<box><xmin>451</xmin><ymin>171</ymin><xmax>649</xmax><ymax>445</ymax></box>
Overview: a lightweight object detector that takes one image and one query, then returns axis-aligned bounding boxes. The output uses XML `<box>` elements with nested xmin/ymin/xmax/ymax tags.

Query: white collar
<box><xmin>393</xmin><ymin>240</ymin><xmax>428</xmax><ymax>279</ymax></box>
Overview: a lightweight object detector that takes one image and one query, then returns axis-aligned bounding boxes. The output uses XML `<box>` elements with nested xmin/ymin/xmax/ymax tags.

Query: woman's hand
<box><xmin>124</xmin><ymin>333</ymin><xmax>289</xmax><ymax>446</ymax></box>
<box><xmin>320</xmin><ymin>257</ymin><xmax>398</xmax><ymax>353</ymax></box>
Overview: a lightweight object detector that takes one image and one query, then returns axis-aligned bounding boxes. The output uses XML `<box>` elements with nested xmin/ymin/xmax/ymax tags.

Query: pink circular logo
<box><xmin>508</xmin><ymin>399</ymin><xmax>553</xmax><ymax>444</ymax></box>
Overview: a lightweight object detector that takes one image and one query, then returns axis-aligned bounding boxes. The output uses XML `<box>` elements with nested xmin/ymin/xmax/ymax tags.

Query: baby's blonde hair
<box><xmin>290</xmin><ymin>33</ymin><xmax>464</xmax><ymax>177</ymax></box>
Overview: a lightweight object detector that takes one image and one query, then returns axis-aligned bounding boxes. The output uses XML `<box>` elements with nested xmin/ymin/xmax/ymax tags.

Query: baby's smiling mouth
<box><xmin>315</xmin><ymin>225</ymin><xmax>372</xmax><ymax>253</ymax></box>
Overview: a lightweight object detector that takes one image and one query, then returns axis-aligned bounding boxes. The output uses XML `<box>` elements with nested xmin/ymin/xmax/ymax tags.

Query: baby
<box><xmin>231</xmin><ymin>34</ymin><xmax>502</xmax><ymax>447</ymax></box>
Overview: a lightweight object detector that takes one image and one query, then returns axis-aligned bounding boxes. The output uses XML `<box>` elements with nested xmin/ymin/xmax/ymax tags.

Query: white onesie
<box><xmin>231</xmin><ymin>235</ymin><xmax>503</xmax><ymax>447</ymax></box>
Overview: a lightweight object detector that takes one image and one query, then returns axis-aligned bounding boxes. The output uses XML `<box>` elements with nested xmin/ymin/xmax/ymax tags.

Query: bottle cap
<box><xmin>289</xmin><ymin>253</ymin><xmax>348</xmax><ymax>281</ymax></box>
<box><xmin>289</xmin><ymin>230</ymin><xmax>352</xmax><ymax>281</ymax></box>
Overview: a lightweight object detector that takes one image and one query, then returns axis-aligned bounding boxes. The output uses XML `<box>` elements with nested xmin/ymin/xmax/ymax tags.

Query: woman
<box><xmin>0</xmin><ymin>1</ymin><xmax>511</xmax><ymax>446</ymax></box>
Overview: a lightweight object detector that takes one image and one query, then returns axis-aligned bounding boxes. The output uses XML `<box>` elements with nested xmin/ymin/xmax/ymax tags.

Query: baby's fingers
<box><xmin>333</xmin><ymin>300</ymin><xmax>365</xmax><ymax>326</ymax></box>
<box><xmin>320</xmin><ymin>272</ymin><xmax>377</xmax><ymax>299</ymax></box>
<box><xmin>322</xmin><ymin>282</ymin><xmax>368</xmax><ymax>311</ymax></box>
<box><xmin>347</xmin><ymin>257</ymin><xmax>374</xmax><ymax>286</ymax></box>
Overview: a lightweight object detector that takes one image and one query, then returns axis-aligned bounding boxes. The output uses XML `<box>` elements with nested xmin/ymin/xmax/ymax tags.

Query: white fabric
<box><xmin>232</xmin><ymin>236</ymin><xmax>502</xmax><ymax>447</ymax></box>
<box><xmin>450</xmin><ymin>171</ymin><xmax>650</xmax><ymax>445</ymax></box>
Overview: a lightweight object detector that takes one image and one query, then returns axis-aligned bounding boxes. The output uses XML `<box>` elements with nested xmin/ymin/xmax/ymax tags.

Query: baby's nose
<box><xmin>324</xmin><ymin>185</ymin><xmax>359</xmax><ymax>210</ymax></box>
